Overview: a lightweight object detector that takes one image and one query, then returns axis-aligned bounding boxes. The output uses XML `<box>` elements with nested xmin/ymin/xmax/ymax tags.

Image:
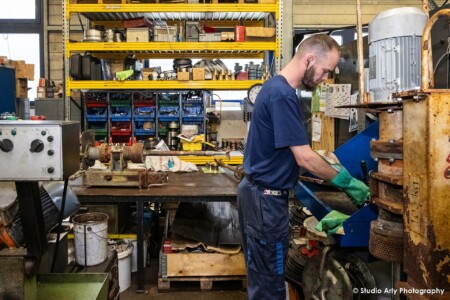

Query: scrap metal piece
<box><xmin>214</xmin><ymin>158</ymin><xmax>244</xmax><ymax>181</ymax></box>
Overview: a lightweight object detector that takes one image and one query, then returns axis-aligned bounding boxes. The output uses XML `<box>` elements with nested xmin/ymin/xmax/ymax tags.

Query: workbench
<box><xmin>71</xmin><ymin>169</ymin><xmax>240</xmax><ymax>293</ymax></box>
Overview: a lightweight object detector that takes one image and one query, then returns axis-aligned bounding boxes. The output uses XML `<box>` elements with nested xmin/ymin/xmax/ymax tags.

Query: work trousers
<box><xmin>237</xmin><ymin>176</ymin><xmax>290</xmax><ymax>300</ymax></box>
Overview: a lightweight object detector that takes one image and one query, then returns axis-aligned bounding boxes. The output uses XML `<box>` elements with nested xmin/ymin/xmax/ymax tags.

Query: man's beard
<box><xmin>301</xmin><ymin>66</ymin><xmax>318</xmax><ymax>91</ymax></box>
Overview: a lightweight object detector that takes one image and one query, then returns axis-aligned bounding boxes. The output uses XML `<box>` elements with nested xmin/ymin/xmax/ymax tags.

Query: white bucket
<box><xmin>117</xmin><ymin>242</ymin><xmax>134</xmax><ymax>293</ymax></box>
<box><xmin>127</xmin><ymin>239</ymin><xmax>148</xmax><ymax>273</ymax></box>
<box><xmin>72</xmin><ymin>213</ymin><xmax>109</xmax><ymax>266</ymax></box>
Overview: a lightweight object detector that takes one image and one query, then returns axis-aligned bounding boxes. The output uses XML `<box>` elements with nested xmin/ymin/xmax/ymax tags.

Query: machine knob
<box><xmin>47</xmin><ymin>149</ymin><xmax>54</xmax><ymax>156</ymax></box>
<box><xmin>30</xmin><ymin>139</ymin><xmax>44</xmax><ymax>153</ymax></box>
<box><xmin>47</xmin><ymin>167</ymin><xmax>54</xmax><ymax>174</ymax></box>
<box><xmin>0</xmin><ymin>139</ymin><xmax>13</xmax><ymax>152</ymax></box>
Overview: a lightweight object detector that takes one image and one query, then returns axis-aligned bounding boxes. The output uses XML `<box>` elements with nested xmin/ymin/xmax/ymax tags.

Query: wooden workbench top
<box><xmin>71</xmin><ymin>169</ymin><xmax>240</xmax><ymax>202</ymax></box>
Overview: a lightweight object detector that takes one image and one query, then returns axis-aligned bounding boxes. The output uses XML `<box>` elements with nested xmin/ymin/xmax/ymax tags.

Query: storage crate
<box><xmin>158</xmin><ymin>106</ymin><xmax>180</xmax><ymax>121</ymax></box>
<box><xmin>134</xmin><ymin>106</ymin><xmax>156</xmax><ymax>119</ymax></box>
<box><xmin>182</xmin><ymin>103</ymin><xmax>204</xmax><ymax>119</ymax></box>
<box><xmin>110</xmin><ymin>121</ymin><xmax>132</xmax><ymax>135</ymax></box>
<box><xmin>86</xmin><ymin>107</ymin><xmax>107</xmax><ymax>120</ymax></box>
<box><xmin>134</xmin><ymin>120</ymin><xmax>156</xmax><ymax>135</ymax></box>
<box><xmin>110</xmin><ymin>106</ymin><xmax>131</xmax><ymax>121</ymax></box>
<box><xmin>181</xmin><ymin>141</ymin><xmax>203</xmax><ymax>151</ymax></box>
<box><xmin>245</xmin><ymin>27</ymin><xmax>276</xmax><ymax>42</ymax></box>
<box><xmin>126</xmin><ymin>28</ymin><xmax>150</xmax><ymax>42</ymax></box>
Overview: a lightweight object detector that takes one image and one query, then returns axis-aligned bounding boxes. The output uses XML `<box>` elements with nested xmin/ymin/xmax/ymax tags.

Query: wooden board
<box><xmin>311</xmin><ymin>112</ymin><xmax>335</xmax><ymax>152</ymax></box>
<box><xmin>158</xmin><ymin>275</ymin><xmax>247</xmax><ymax>291</ymax></box>
<box><xmin>164</xmin><ymin>252</ymin><xmax>246</xmax><ymax>277</ymax></box>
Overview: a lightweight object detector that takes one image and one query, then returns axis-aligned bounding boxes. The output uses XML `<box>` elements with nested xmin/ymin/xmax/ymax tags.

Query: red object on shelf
<box><xmin>30</xmin><ymin>115</ymin><xmax>46</xmax><ymax>120</ymax></box>
<box><xmin>163</xmin><ymin>239</ymin><xmax>172</xmax><ymax>254</ymax></box>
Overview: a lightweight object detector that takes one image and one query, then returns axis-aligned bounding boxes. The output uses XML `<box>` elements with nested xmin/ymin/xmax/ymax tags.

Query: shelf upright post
<box><xmin>63</xmin><ymin>0</ymin><xmax>71</xmax><ymax>121</ymax></box>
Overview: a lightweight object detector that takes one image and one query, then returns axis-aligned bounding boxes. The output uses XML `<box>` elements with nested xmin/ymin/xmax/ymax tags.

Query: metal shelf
<box><xmin>67</xmin><ymin>3</ymin><xmax>278</xmax><ymax>19</ymax></box>
<box><xmin>67</xmin><ymin>79</ymin><xmax>264</xmax><ymax>93</ymax></box>
<box><xmin>67</xmin><ymin>41</ymin><xmax>276</xmax><ymax>52</ymax></box>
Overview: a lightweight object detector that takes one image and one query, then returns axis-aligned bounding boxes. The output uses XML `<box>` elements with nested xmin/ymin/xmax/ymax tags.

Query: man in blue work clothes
<box><xmin>238</xmin><ymin>34</ymin><xmax>370</xmax><ymax>299</ymax></box>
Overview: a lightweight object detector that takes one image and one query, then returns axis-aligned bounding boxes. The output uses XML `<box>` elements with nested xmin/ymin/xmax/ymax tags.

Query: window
<box><xmin>0</xmin><ymin>0</ymin><xmax>36</xmax><ymax>20</ymax></box>
<box><xmin>0</xmin><ymin>34</ymin><xmax>41</xmax><ymax>99</ymax></box>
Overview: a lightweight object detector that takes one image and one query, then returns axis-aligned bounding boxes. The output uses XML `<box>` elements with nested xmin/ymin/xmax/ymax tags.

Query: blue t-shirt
<box><xmin>243</xmin><ymin>75</ymin><xmax>310</xmax><ymax>190</ymax></box>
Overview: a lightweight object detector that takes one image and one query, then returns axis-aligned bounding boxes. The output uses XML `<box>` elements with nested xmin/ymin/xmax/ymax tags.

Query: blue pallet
<box><xmin>294</xmin><ymin>121</ymin><xmax>379</xmax><ymax>247</ymax></box>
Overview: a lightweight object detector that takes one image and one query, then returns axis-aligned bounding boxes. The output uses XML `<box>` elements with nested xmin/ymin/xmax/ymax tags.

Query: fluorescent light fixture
<box><xmin>215</xmin><ymin>101</ymin><xmax>242</xmax><ymax>111</ymax></box>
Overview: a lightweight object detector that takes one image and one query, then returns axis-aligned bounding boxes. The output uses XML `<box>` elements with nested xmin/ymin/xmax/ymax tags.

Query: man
<box><xmin>237</xmin><ymin>34</ymin><xmax>370</xmax><ymax>299</ymax></box>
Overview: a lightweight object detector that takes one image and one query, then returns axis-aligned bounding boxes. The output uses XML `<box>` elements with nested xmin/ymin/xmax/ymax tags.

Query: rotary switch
<box><xmin>0</xmin><ymin>139</ymin><xmax>13</xmax><ymax>152</ymax></box>
<box><xmin>30</xmin><ymin>139</ymin><xmax>44</xmax><ymax>153</ymax></box>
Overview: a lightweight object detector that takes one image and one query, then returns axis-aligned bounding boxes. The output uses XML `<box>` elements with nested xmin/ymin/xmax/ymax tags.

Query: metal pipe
<box><xmin>422</xmin><ymin>9</ymin><xmax>450</xmax><ymax>89</ymax></box>
<box><xmin>143</xmin><ymin>150</ymin><xmax>228</xmax><ymax>156</ymax></box>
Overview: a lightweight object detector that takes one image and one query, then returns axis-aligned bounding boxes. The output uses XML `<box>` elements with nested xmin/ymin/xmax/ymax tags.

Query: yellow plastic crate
<box><xmin>181</xmin><ymin>141</ymin><xmax>203</xmax><ymax>151</ymax></box>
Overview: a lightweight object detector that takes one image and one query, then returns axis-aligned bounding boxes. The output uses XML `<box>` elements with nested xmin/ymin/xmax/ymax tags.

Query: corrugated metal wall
<box><xmin>293</xmin><ymin>1</ymin><xmax>435</xmax><ymax>28</ymax></box>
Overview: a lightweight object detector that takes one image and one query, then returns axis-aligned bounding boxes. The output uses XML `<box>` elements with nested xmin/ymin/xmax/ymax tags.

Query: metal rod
<box><xmin>143</xmin><ymin>150</ymin><xmax>228</xmax><ymax>156</ymax></box>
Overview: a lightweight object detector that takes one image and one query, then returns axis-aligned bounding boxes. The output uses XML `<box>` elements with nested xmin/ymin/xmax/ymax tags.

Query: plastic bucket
<box><xmin>72</xmin><ymin>213</ymin><xmax>108</xmax><ymax>266</ymax></box>
<box><xmin>117</xmin><ymin>242</ymin><xmax>134</xmax><ymax>293</ymax></box>
<box><xmin>128</xmin><ymin>238</ymin><xmax>148</xmax><ymax>272</ymax></box>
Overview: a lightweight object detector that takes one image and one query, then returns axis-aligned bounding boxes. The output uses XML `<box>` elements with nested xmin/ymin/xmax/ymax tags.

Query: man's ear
<box><xmin>305</xmin><ymin>54</ymin><xmax>315</xmax><ymax>69</ymax></box>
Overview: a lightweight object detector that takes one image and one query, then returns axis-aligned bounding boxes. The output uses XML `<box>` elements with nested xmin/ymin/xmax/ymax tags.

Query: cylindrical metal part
<box><xmin>368</xmin><ymin>7</ymin><xmax>427</xmax><ymax>102</ymax></box>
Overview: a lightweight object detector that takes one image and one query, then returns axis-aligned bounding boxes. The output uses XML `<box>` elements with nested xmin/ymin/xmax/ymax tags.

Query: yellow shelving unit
<box><xmin>63</xmin><ymin>0</ymin><xmax>280</xmax><ymax>158</ymax></box>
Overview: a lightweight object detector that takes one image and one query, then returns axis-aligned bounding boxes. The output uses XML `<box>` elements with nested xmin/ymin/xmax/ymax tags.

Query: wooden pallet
<box><xmin>158</xmin><ymin>275</ymin><xmax>247</xmax><ymax>291</ymax></box>
<box><xmin>158</xmin><ymin>251</ymin><xmax>247</xmax><ymax>291</ymax></box>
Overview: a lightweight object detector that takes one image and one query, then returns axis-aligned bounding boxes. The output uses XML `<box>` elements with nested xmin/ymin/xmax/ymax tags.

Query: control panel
<box><xmin>0</xmin><ymin>121</ymin><xmax>80</xmax><ymax>180</ymax></box>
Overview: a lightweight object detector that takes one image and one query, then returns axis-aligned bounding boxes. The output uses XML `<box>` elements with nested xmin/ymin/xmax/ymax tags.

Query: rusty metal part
<box><xmin>123</xmin><ymin>143</ymin><xmax>144</xmax><ymax>163</ymax></box>
<box><xmin>299</xmin><ymin>176</ymin><xmax>326</xmax><ymax>185</ymax></box>
<box><xmin>214</xmin><ymin>158</ymin><xmax>245</xmax><ymax>180</ymax></box>
<box><xmin>377</xmin><ymin>159</ymin><xmax>403</xmax><ymax>176</ymax></box>
<box><xmin>370</xmin><ymin>139</ymin><xmax>403</xmax><ymax>160</ymax></box>
<box><xmin>370</xmin><ymin>172</ymin><xmax>403</xmax><ymax>214</ymax></box>
<box><xmin>84</xmin><ymin>169</ymin><xmax>168</xmax><ymax>188</ymax></box>
<box><xmin>379</xmin><ymin>110</ymin><xmax>403</xmax><ymax>140</ymax></box>
<box><xmin>98</xmin><ymin>143</ymin><xmax>111</xmax><ymax>163</ymax></box>
<box><xmin>369</xmin><ymin>209</ymin><xmax>404</xmax><ymax>263</ymax></box>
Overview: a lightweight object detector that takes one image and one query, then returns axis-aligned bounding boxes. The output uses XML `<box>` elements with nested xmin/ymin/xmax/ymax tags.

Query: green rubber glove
<box><xmin>330</xmin><ymin>164</ymin><xmax>370</xmax><ymax>206</ymax></box>
<box><xmin>315</xmin><ymin>210</ymin><xmax>349</xmax><ymax>235</ymax></box>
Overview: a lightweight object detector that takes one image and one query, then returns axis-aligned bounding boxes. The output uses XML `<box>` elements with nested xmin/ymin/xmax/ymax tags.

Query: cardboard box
<box><xmin>185</xmin><ymin>21</ymin><xmax>199</xmax><ymax>42</ymax></box>
<box><xmin>126</xmin><ymin>28</ymin><xmax>150</xmax><ymax>42</ymax></box>
<box><xmin>245</xmin><ymin>27</ymin><xmax>276</xmax><ymax>42</ymax></box>
<box><xmin>154</xmin><ymin>26</ymin><xmax>177</xmax><ymax>42</ymax></box>
<box><xmin>235</xmin><ymin>26</ymin><xmax>245</xmax><ymax>42</ymax></box>
<box><xmin>142</xmin><ymin>68</ymin><xmax>153</xmax><ymax>80</ymax></box>
<box><xmin>192</xmin><ymin>68</ymin><xmax>205</xmax><ymax>80</ymax></box>
<box><xmin>37</xmin><ymin>87</ymin><xmax>46</xmax><ymax>99</ymax></box>
<box><xmin>177</xmin><ymin>71</ymin><xmax>190</xmax><ymax>81</ymax></box>
<box><xmin>199</xmin><ymin>33</ymin><xmax>221</xmax><ymax>42</ymax></box>
<box><xmin>221</xmin><ymin>32</ymin><xmax>235</xmax><ymax>41</ymax></box>
<box><xmin>70</xmin><ymin>89</ymin><xmax>81</xmax><ymax>100</ymax></box>
<box><xmin>16</xmin><ymin>79</ymin><xmax>28</xmax><ymax>99</ymax></box>
<box><xmin>25</xmin><ymin>64</ymin><xmax>35</xmax><ymax>81</ymax></box>
<box><xmin>12</xmin><ymin>60</ymin><xmax>26</xmax><ymax>79</ymax></box>
<box><xmin>0</xmin><ymin>56</ymin><xmax>8</xmax><ymax>65</ymax></box>
<box><xmin>38</xmin><ymin>78</ymin><xmax>47</xmax><ymax>87</ymax></box>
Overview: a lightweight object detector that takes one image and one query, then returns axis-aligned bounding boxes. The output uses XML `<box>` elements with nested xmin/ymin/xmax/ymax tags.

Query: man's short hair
<box><xmin>297</xmin><ymin>34</ymin><xmax>340</xmax><ymax>59</ymax></box>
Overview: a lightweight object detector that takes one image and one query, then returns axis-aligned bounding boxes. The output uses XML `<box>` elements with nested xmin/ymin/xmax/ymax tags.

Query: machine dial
<box><xmin>247</xmin><ymin>83</ymin><xmax>263</xmax><ymax>105</ymax></box>
<box><xmin>0</xmin><ymin>139</ymin><xmax>13</xmax><ymax>152</ymax></box>
<box><xmin>30</xmin><ymin>139</ymin><xmax>44</xmax><ymax>153</ymax></box>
